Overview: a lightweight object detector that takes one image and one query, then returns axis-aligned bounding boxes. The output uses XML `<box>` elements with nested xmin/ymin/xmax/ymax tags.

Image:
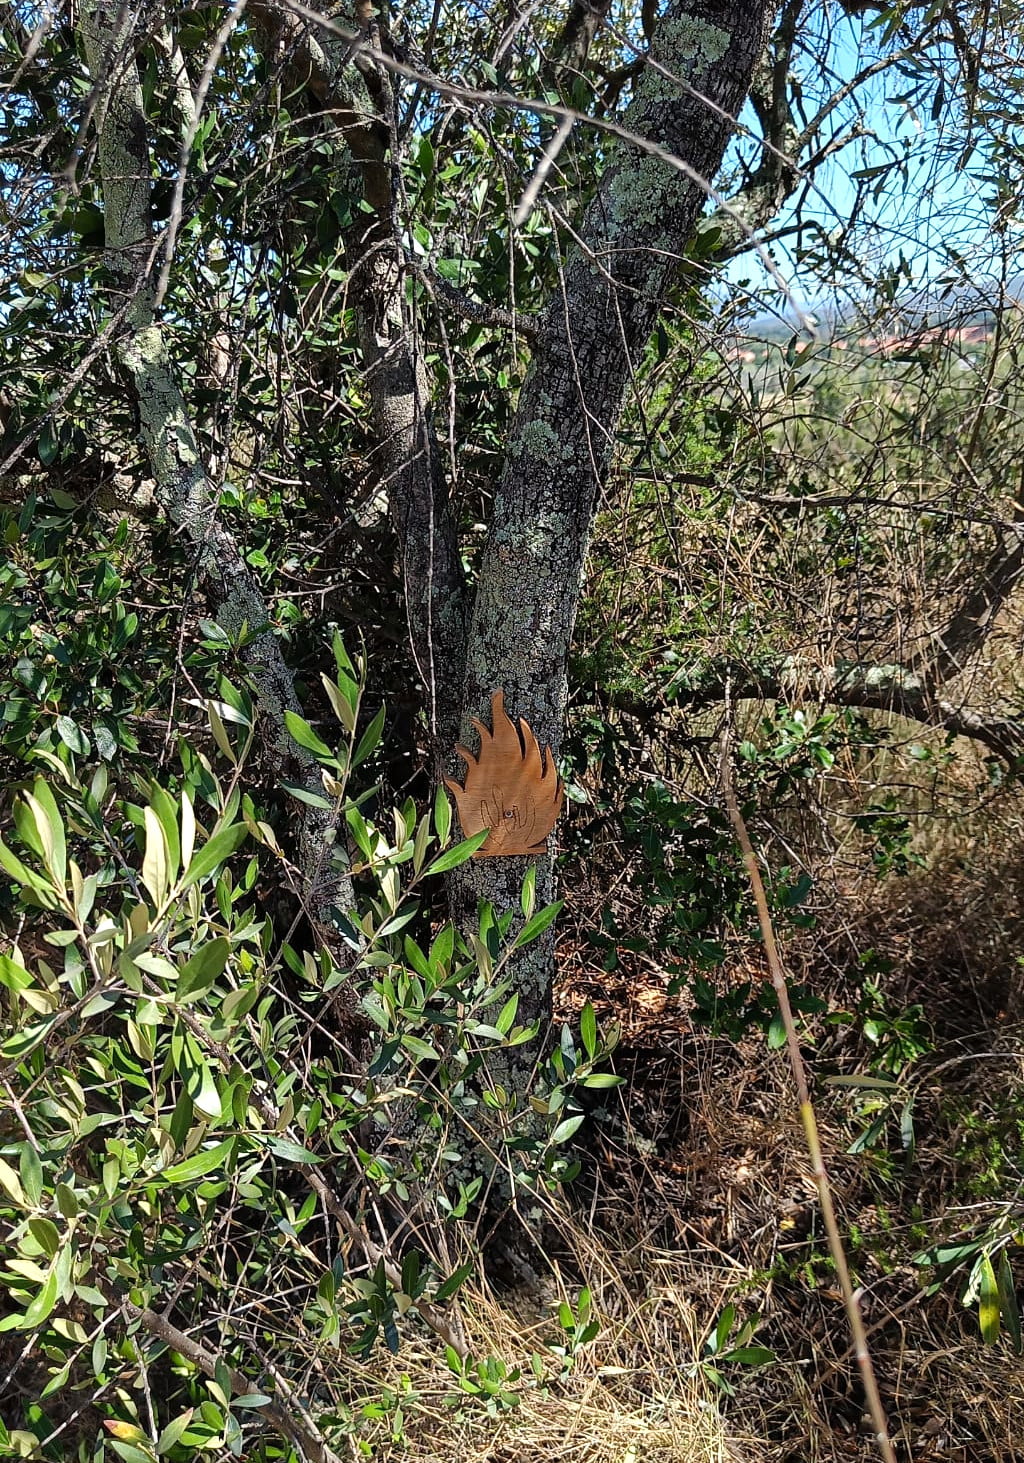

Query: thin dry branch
<box><xmin>720</xmin><ymin>718</ymin><xmax>898</xmax><ymax>1463</ymax></box>
<box><xmin>126</xmin><ymin>1301</ymin><xmax>345</xmax><ymax>1463</ymax></box>
<box><xmin>602</xmin><ymin>654</ymin><xmax>1024</xmax><ymax>765</ymax></box>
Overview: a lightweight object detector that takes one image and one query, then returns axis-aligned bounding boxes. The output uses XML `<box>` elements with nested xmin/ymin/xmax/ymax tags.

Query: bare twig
<box><xmin>720</xmin><ymin>712</ymin><xmax>899</xmax><ymax>1463</ymax></box>
<box><xmin>125</xmin><ymin>1300</ymin><xmax>345</xmax><ymax>1463</ymax></box>
<box><xmin>514</xmin><ymin>111</ymin><xmax>574</xmax><ymax>226</ymax></box>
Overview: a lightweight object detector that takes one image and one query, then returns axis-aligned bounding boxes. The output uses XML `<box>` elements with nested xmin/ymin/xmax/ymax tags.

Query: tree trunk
<box><xmin>243</xmin><ymin>0</ymin><xmax>776</xmax><ymax>1116</ymax></box>
<box><xmin>80</xmin><ymin>1</ymin><xmax>354</xmax><ymax>927</ymax></box>
<box><xmin>451</xmin><ymin>2</ymin><xmax>777</xmax><ymax>1075</ymax></box>
<box><xmin>248</xmin><ymin>1</ymin><xmax>469</xmax><ymax>752</ymax></box>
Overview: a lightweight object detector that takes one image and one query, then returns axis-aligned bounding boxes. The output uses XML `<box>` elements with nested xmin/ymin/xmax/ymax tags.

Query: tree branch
<box><xmin>0</xmin><ymin>464</ymin><xmax>157</xmax><ymax>517</ymax></box>
<box><xmin>450</xmin><ymin>0</ymin><xmax>778</xmax><ymax>1034</ymax></box>
<box><xmin>600</xmin><ymin>653</ymin><xmax>1024</xmax><ymax>764</ymax></box>
<box><xmin>552</xmin><ymin>0</ymin><xmax>613</xmax><ymax>73</ymax></box>
<box><xmin>914</xmin><ymin>520</ymin><xmax>1024</xmax><ymax>685</ymax></box>
<box><xmin>125</xmin><ymin>1300</ymin><xmax>345</xmax><ymax>1463</ymax></box>
<box><xmin>466</xmin><ymin>0</ymin><xmax>778</xmax><ymax>755</ymax></box>
<box><xmin>707</xmin><ymin>25</ymin><xmax>922</xmax><ymax>261</ymax></box>
<box><xmin>703</xmin><ymin>0</ymin><xmax>803</xmax><ymax>255</ymax></box>
<box><xmin>249</xmin><ymin>1</ymin><xmax>469</xmax><ymax>752</ymax></box>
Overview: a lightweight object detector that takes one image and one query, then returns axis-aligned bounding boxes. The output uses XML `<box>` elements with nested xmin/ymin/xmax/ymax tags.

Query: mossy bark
<box><xmin>80</xmin><ymin>2</ymin><xmax>353</xmax><ymax>923</ymax></box>
<box><xmin>454</xmin><ymin>0</ymin><xmax>776</xmax><ymax>1064</ymax></box>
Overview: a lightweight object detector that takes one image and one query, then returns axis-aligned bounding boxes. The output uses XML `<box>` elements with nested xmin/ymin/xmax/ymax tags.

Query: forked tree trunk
<box><xmin>241</xmin><ymin>4</ymin><xmax>774</xmax><ymax>1060</ymax></box>
<box><xmin>209</xmin><ymin>2</ymin><xmax>775</xmax><ymax>1111</ymax></box>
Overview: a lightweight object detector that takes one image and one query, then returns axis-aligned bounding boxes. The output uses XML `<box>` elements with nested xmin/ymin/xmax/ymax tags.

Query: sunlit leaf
<box><xmin>179</xmin><ymin>824</ymin><xmax>248</xmax><ymax>891</ymax></box>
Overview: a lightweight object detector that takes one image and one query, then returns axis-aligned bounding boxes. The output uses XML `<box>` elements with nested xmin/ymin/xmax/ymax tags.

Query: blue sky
<box><xmin>718</xmin><ymin>13</ymin><xmax>1009</xmax><ymax>317</ymax></box>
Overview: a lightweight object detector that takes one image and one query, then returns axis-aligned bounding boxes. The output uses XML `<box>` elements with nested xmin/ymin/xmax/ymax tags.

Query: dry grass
<box><xmin>342</xmin><ymin>984</ymin><xmax>1024</xmax><ymax>1462</ymax></box>
<box><xmin>337</xmin><ymin>1229</ymin><xmax>740</xmax><ymax>1463</ymax></box>
<box><xmin>547</xmin><ymin>758</ymin><xmax>1024</xmax><ymax>1463</ymax></box>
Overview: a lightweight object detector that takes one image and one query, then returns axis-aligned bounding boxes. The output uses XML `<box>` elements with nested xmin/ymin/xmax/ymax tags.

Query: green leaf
<box><xmin>580</xmin><ymin>1001</ymin><xmax>597</xmax><ymax>1059</ymax></box>
<box><xmin>377</xmin><ymin>904</ymin><xmax>420</xmax><ymax>938</ymax></box>
<box><xmin>0</xmin><ymin>1156</ymin><xmax>26</xmax><ymax>1205</ymax></box>
<box><xmin>723</xmin><ymin>1345</ymin><xmax>775</xmax><ymax>1366</ymax></box>
<box><xmin>0</xmin><ymin>839</ymin><xmax>51</xmax><ymax>896</ymax></box>
<box><xmin>713</xmin><ymin>1304</ymin><xmax>735</xmax><ymax>1353</ymax></box>
<box><xmin>997</xmin><ymin>1251</ymin><xmax>1021</xmax><ymax>1354</ymax></box>
<box><xmin>430</xmin><ymin>923</ymin><xmax>455</xmax><ymax>972</ymax></box>
<box><xmin>187</xmin><ymin>1060</ymin><xmax>223</xmax><ymax>1121</ymax></box>
<box><xmin>55</xmin><ymin>1183</ymin><xmax>79</xmax><ymax>1218</ymax></box>
<box><xmin>149</xmin><ymin>784</ymin><xmax>182</xmax><ymax>882</ymax></box>
<box><xmin>20</xmin><ymin>1145</ymin><xmax>43</xmax><ymax>1207</ymax></box>
<box><xmin>978</xmin><ymin>1254</ymin><xmax>1001</xmax><ymax>1344</ymax></box>
<box><xmin>0</xmin><ymin>1015</ymin><xmax>58</xmax><ymax>1060</ymax></box>
<box><xmin>514</xmin><ymin>900</ymin><xmax>564</xmax><ymax>949</ymax></box>
<box><xmin>284</xmin><ymin>710</ymin><xmax>335</xmax><ymax>760</ymax></box>
<box><xmin>222</xmin><ymin>985</ymin><xmax>259</xmax><ymax>1022</ymax></box>
<box><xmin>401</xmin><ymin>1035</ymin><xmax>440</xmax><ymax>1062</ymax></box>
<box><xmin>179</xmin><ymin>824</ymin><xmax>248</xmax><ymax>891</ymax></box>
<box><xmin>21</xmin><ymin>1267</ymin><xmax>58</xmax><ymax>1328</ymax></box>
<box><xmin>41</xmin><ymin>1359</ymin><xmax>72</xmax><ymax>1398</ymax></box>
<box><xmin>412</xmin><ymin>812</ymin><xmax>432</xmax><ymax>875</ymax></box>
<box><xmin>109</xmin><ymin>1439</ymin><xmax>156</xmax><ymax>1463</ymax></box>
<box><xmin>352</xmin><ymin>704</ymin><xmax>386</xmax><ymax>770</ymax></box>
<box><xmin>168</xmin><ymin>1089</ymin><xmax>194</xmax><ymax>1151</ymax></box>
<box><xmin>321</xmin><ymin>672</ymin><xmax>357</xmax><ymax>734</ymax></box>
<box><xmin>26</xmin><ymin>780</ymin><xmax>66</xmax><ymax>887</ymax></box>
<box><xmin>433</xmin><ymin>784</ymin><xmax>452</xmax><ymax>845</ymax></box>
<box><xmin>156</xmin><ymin>1408</ymin><xmax>194</xmax><ymax>1453</ymax></box>
<box><xmin>918</xmin><ymin>1241</ymin><xmax>983</xmax><ymax>1270</ymax></box>
<box><xmin>467</xmin><ymin>1022</ymin><xmax>504</xmax><ymax>1041</ymax></box>
<box><xmin>55</xmin><ymin>715</ymin><xmax>90</xmax><ymax>756</ymax></box>
<box><xmin>207</xmin><ymin>702</ymin><xmax>237</xmax><ymax>764</ymax></box>
<box><xmin>346</xmin><ymin>805</ymin><xmax>373</xmax><ymax>859</ymax></box>
<box><xmin>332</xmin><ymin>628</ymin><xmax>356</xmax><ymax>677</ymax></box>
<box><xmin>176</xmin><ymin>937</ymin><xmax>230</xmax><ymax>1003</ymax></box>
<box><xmin>180</xmin><ymin>789</ymin><xmax>196</xmax><ymax>876</ymax></box>
<box><xmin>162</xmin><ymin>1137</ymin><xmax>236</xmax><ymax>1182</ymax></box>
<box><xmin>37</xmin><ymin>421</ymin><xmax>59</xmax><ymax>466</ymax></box>
<box><xmin>495</xmin><ymin>993</ymin><xmax>518</xmax><ymax>1035</ymax></box>
<box><xmin>424</xmin><ymin>829</ymin><xmax>489</xmax><ymax>875</ymax></box>
<box><xmin>0</xmin><ymin>955</ymin><xmax>34</xmax><ymax>993</ymax></box>
<box><xmin>266</xmin><ymin>1136</ymin><xmax>324</xmax><ymax>1164</ymax></box>
<box><xmin>520</xmin><ymin>864</ymin><xmax>536</xmax><ymax>920</ymax></box>
<box><xmin>142</xmin><ymin>807</ymin><xmax>170</xmax><ymax>907</ymax></box>
<box><xmin>434</xmin><ymin>1261</ymin><xmax>473</xmax><ymax>1302</ymax></box>
<box><xmin>899</xmin><ymin>1096</ymin><xmax>916</xmax><ymax>1163</ymax></box>
<box><xmin>280</xmin><ymin>781</ymin><xmax>333</xmax><ymax>809</ymax></box>
<box><xmin>28</xmin><ymin>1217</ymin><xmax>60</xmax><ymax>1258</ymax></box>
<box><xmin>550</xmin><ymin>1114</ymin><xmax>584</xmax><ymax>1145</ymax></box>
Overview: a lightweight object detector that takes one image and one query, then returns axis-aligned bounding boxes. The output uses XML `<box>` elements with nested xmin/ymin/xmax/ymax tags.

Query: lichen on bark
<box><xmin>80</xmin><ymin>0</ymin><xmax>353</xmax><ymax>923</ymax></box>
<box><xmin>452</xmin><ymin>0</ymin><xmax>776</xmax><ymax>1077</ymax></box>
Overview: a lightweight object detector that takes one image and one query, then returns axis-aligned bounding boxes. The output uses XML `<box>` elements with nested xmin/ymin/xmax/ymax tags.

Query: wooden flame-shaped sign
<box><xmin>444</xmin><ymin>690</ymin><xmax>564</xmax><ymax>857</ymax></box>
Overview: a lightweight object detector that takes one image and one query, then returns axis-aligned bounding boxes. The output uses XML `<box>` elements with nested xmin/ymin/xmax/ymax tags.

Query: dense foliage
<box><xmin>3</xmin><ymin>2</ymin><xmax>1024</xmax><ymax>1460</ymax></box>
